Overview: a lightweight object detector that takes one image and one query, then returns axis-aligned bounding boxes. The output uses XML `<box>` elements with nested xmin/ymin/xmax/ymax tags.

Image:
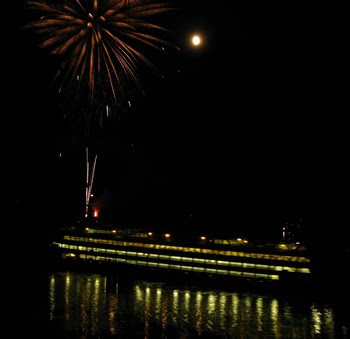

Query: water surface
<box><xmin>25</xmin><ymin>270</ymin><xmax>347</xmax><ymax>338</ymax></box>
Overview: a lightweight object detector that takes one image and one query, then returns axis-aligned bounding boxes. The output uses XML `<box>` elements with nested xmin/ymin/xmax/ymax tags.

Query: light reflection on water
<box><xmin>48</xmin><ymin>271</ymin><xmax>341</xmax><ymax>338</ymax></box>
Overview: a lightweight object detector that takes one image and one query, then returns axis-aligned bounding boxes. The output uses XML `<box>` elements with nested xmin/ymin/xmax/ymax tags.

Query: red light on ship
<box><xmin>93</xmin><ymin>209</ymin><xmax>99</xmax><ymax>218</ymax></box>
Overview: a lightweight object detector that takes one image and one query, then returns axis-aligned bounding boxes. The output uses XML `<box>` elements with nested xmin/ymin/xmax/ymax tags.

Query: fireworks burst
<box><xmin>26</xmin><ymin>0</ymin><xmax>177</xmax><ymax>132</ymax></box>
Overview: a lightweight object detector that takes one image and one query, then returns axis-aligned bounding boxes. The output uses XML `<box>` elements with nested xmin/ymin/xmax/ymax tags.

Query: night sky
<box><xmin>4</xmin><ymin>1</ymin><xmax>350</xmax><ymax>246</ymax></box>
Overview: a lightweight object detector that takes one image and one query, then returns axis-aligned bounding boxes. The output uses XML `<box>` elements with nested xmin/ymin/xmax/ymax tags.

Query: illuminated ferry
<box><xmin>50</xmin><ymin>222</ymin><xmax>312</xmax><ymax>284</ymax></box>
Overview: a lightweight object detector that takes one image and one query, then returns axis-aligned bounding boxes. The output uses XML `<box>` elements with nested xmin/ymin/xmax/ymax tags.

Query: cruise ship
<box><xmin>49</xmin><ymin>222</ymin><xmax>312</xmax><ymax>285</ymax></box>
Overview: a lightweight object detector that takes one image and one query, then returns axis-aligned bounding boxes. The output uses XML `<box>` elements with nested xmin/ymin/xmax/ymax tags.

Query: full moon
<box><xmin>192</xmin><ymin>35</ymin><xmax>201</xmax><ymax>46</ymax></box>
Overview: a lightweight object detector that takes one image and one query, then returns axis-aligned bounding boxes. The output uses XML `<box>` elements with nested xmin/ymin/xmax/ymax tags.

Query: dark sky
<box><xmin>4</xmin><ymin>0</ymin><xmax>350</xmax><ymax>243</ymax></box>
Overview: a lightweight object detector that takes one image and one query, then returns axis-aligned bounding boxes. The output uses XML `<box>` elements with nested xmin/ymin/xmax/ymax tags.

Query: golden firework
<box><xmin>26</xmin><ymin>0</ymin><xmax>175</xmax><ymax>107</ymax></box>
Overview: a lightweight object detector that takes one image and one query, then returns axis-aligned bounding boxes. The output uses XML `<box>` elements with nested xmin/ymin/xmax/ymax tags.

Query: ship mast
<box><xmin>85</xmin><ymin>147</ymin><xmax>98</xmax><ymax>219</ymax></box>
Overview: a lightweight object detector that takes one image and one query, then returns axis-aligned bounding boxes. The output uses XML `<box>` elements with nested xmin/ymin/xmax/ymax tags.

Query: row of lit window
<box><xmin>54</xmin><ymin>242</ymin><xmax>310</xmax><ymax>274</ymax></box>
<box><xmin>62</xmin><ymin>252</ymin><xmax>280</xmax><ymax>281</ymax></box>
<box><xmin>63</xmin><ymin>236</ymin><xmax>310</xmax><ymax>263</ymax></box>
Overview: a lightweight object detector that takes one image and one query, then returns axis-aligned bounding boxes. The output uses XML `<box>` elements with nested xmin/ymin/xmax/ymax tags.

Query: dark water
<box><xmin>5</xmin><ymin>269</ymin><xmax>349</xmax><ymax>338</ymax></box>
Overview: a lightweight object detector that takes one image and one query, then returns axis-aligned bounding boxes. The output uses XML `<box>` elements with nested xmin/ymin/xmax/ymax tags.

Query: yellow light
<box><xmin>192</xmin><ymin>35</ymin><xmax>201</xmax><ymax>46</ymax></box>
<box><xmin>165</xmin><ymin>233</ymin><xmax>171</xmax><ymax>238</ymax></box>
<box><xmin>237</xmin><ymin>238</ymin><xmax>242</xmax><ymax>241</ymax></box>
<box><xmin>148</xmin><ymin>232</ymin><xmax>153</xmax><ymax>236</ymax></box>
<box><xmin>243</xmin><ymin>240</ymin><xmax>248</xmax><ymax>244</ymax></box>
<box><xmin>112</xmin><ymin>230</ymin><xmax>117</xmax><ymax>233</ymax></box>
<box><xmin>200</xmin><ymin>236</ymin><xmax>206</xmax><ymax>240</ymax></box>
<box><xmin>85</xmin><ymin>227</ymin><xmax>89</xmax><ymax>231</ymax></box>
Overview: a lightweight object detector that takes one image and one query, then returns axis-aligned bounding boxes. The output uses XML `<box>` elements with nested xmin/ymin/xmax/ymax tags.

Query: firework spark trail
<box><xmin>85</xmin><ymin>147</ymin><xmax>89</xmax><ymax>213</ymax></box>
<box><xmin>26</xmin><ymin>0</ymin><xmax>177</xmax><ymax>129</ymax></box>
<box><xmin>87</xmin><ymin>154</ymin><xmax>98</xmax><ymax>206</ymax></box>
<box><xmin>85</xmin><ymin>147</ymin><xmax>98</xmax><ymax>217</ymax></box>
<box><xmin>123</xmin><ymin>0</ymin><xmax>140</xmax><ymax>6</ymax></box>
